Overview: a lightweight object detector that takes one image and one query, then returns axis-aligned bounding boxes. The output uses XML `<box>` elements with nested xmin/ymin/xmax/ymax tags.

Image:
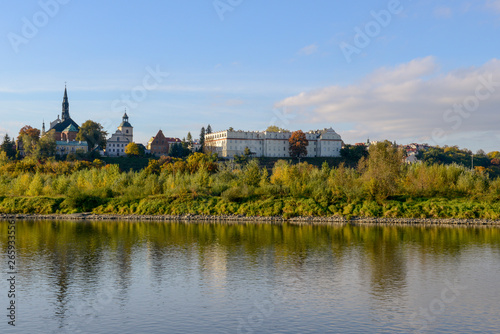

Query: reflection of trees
<box><xmin>0</xmin><ymin>220</ymin><xmax>499</xmax><ymax>328</ymax></box>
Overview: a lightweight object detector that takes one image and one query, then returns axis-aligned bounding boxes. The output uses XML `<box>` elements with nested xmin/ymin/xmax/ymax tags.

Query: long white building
<box><xmin>205</xmin><ymin>128</ymin><xmax>342</xmax><ymax>158</ymax></box>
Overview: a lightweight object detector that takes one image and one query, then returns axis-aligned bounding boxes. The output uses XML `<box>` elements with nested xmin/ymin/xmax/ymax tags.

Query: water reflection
<box><xmin>0</xmin><ymin>221</ymin><xmax>499</xmax><ymax>333</ymax></box>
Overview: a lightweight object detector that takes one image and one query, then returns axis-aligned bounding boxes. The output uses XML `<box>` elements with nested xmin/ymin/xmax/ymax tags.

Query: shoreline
<box><xmin>1</xmin><ymin>213</ymin><xmax>500</xmax><ymax>226</ymax></box>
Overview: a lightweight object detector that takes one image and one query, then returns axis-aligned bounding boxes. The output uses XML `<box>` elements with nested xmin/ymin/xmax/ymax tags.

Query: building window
<box><xmin>117</xmin><ymin>137</ymin><xmax>120</xmax><ymax>141</ymax></box>
<box><xmin>126</xmin><ymin>130</ymin><xmax>129</xmax><ymax>133</ymax></box>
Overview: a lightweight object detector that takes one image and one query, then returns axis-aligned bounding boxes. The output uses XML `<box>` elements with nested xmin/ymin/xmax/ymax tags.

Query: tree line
<box><xmin>1</xmin><ymin>141</ymin><xmax>500</xmax><ymax>219</ymax></box>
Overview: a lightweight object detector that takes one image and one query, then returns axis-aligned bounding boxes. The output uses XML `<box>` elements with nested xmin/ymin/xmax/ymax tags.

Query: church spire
<box><xmin>61</xmin><ymin>84</ymin><xmax>70</xmax><ymax>121</ymax></box>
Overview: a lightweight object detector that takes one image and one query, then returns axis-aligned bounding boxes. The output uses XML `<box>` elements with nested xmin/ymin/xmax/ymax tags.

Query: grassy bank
<box><xmin>1</xmin><ymin>195</ymin><xmax>499</xmax><ymax>220</ymax></box>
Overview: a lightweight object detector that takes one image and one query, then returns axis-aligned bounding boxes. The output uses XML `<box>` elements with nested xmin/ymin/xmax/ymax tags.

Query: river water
<box><xmin>0</xmin><ymin>220</ymin><xmax>499</xmax><ymax>333</ymax></box>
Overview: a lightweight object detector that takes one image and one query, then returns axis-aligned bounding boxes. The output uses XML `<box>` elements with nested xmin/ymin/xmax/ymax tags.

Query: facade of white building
<box><xmin>205</xmin><ymin>128</ymin><xmax>342</xmax><ymax>158</ymax></box>
<box><xmin>106</xmin><ymin>113</ymin><xmax>133</xmax><ymax>157</ymax></box>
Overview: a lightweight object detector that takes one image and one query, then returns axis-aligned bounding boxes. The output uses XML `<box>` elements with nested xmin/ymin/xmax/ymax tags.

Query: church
<box><xmin>42</xmin><ymin>86</ymin><xmax>88</xmax><ymax>156</ymax></box>
<box><xmin>105</xmin><ymin>112</ymin><xmax>133</xmax><ymax>156</ymax></box>
<box><xmin>44</xmin><ymin>86</ymin><xmax>81</xmax><ymax>141</ymax></box>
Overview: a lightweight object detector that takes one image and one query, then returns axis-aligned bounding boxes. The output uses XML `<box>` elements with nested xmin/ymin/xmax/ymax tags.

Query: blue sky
<box><xmin>1</xmin><ymin>0</ymin><xmax>499</xmax><ymax>152</ymax></box>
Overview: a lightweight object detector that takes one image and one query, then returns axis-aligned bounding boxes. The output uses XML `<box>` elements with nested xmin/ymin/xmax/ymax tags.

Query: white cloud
<box><xmin>487</xmin><ymin>0</ymin><xmax>500</xmax><ymax>12</ymax></box>
<box><xmin>298</xmin><ymin>44</ymin><xmax>318</xmax><ymax>56</ymax></box>
<box><xmin>275</xmin><ymin>57</ymin><xmax>500</xmax><ymax>146</ymax></box>
<box><xmin>433</xmin><ymin>6</ymin><xmax>452</xmax><ymax>18</ymax></box>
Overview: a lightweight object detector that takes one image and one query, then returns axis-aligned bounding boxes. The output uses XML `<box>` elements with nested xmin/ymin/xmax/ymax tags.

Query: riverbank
<box><xmin>1</xmin><ymin>213</ymin><xmax>499</xmax><ymax>225</ymax></box>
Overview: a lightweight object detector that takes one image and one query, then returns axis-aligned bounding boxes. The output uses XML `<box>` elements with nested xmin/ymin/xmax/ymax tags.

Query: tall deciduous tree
<box><xmin>18</xmin><ymin>125</ymin><xmax>40</xmax><ymax>142</ymax></box>
<box><xmin>288</xmin><ymin>130</ymin><xmax>308</xmax><ymax>160</ymax></box>
<box><xmin>125</xmin><ymin>142</ymin><xmax>140</xmax><ymax>156</ymax></box>
<box><xmin>76</xmin><ymin>120</ymin><xmax>108</xmax><ymax>151</ymax></box>
<box><xmin>36</xmin><ymin>134</ymin><xmax>57</xmax><ymax>158</ymax></box>
<box><xmin>359</xmin><ymin>140</ymin><xmax>404</xmax><ymax>199</ymax></box>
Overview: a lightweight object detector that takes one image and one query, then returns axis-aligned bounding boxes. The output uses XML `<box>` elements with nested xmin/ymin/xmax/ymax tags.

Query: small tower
<box><xmin>42</xmin><ymin>120</ymin><xmax>46</xmax><ymax>136</ymax></box>
<box><xmin>117</xmin><ymin>110</ymin><xmax>133</xmax><ymax>143</ymax></box>
<box><xmin>61</xmin><ymin>85</ymin><xmax>70</xmax><ymax>121</ymax></box>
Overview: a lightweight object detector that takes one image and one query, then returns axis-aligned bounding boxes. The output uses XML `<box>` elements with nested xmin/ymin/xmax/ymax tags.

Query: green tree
<box><xmin>21</xmin><ymin>135</ymin><xmax>38</xmax><ymax>157</ymax></box>
<box><xmin>288</xmin><ymin>130</ymin><xmax>308</xmax><ymax>160</ymax></box>
<box><xmin>125</xmin><ymin>142</ymin><xmax>140</xmax><ymax>156</ymax></box>
<box><xmin>0</xmin><ymin>134</ymin><xmax>16</xmax><ymax>159</ymax></box>
<box><xmin>186</xmin><ymin>132</ymin><xmax>193</xmax><ymax>146</ymax></box>
<box><xmin>35</xmin><ymin>134</ymin><xmax>57</xmax><ymax>158</ymax></box>
<box><xmin>199</xmin><ymin>127</ymin><xmax>205</xmax><ymax>152</ymax></box>
<box><xmin>340</xmin><ymin>144</ymin><xmax>368</xmax><ymax>166</ymax></box>
<box><xmin>359</xmin><ymin>140</ymin><xmax>404</xmax><ymax>199</ymax></box>
<box><xmin>206</xmin><ymin>124</ymin><xmax>212</xmax><ymax>134</ymax></box>
<box><xmin>76</xmin><ymin>120</ymin><xmax>108</xmax><ymax>151</ymax></box>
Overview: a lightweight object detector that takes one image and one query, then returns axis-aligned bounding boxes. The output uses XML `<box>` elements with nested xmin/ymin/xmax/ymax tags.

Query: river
<box><xmin>0</xmin><ymin>220</ymin><xmax>499</xmax><ymax>333</ymax></box>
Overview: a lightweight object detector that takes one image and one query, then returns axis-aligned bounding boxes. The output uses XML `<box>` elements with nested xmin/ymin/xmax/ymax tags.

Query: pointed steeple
<box><xmin>42</xmin><ymin>120</ymin><xmax>46</xmax><ymax>136</ymax></box>
<box><xmin>61</xmin><ymin>84</ymin><xmax>70</xmax><ymax>121</ymax></box>
<box><xmin>123</xmin><ymin>110</ymin><xmax>129</xmax><ymax>123</ymax></box>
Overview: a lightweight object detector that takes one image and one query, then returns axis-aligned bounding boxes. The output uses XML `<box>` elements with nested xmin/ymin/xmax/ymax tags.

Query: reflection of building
<box><xmin>106</xmin><ymin>113</ymin><xmax>133</xmax><ymax>156</ymax></box>
<box><xmin>147</xmin><ymin>130</ymin><xmax>181</xmax><ymax>156</ymax></box>
<box><xmin>205</xmin><ymin>128</ymin><xmax>342</xmax><ymax>158</ymax></box>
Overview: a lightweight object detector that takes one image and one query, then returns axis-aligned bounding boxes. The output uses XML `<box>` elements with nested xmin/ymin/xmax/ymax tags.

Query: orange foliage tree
<box><xmin>288</xmin><ymin>130</ymin><xmax>308</xmax><ymax>160</ymax></box>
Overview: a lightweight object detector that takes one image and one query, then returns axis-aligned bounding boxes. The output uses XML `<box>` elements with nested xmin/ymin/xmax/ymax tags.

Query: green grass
<box><xmin>3</xmin><ymin>194</ymin><xmax>499</xmax><ymax>220</ymax></box>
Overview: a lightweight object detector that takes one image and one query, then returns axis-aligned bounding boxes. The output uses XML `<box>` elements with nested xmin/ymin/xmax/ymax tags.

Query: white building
<box><xmin>106</xmin><ymin>113</ymin><xmax>133</xmax><ymax>157</ymax></box>
<box><xmin>205</xmin><ymin>128</ymin><xmax>342</xmax><ymax>158</ymax></box>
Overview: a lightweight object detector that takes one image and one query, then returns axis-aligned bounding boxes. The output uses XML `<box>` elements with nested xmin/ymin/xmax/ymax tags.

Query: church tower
<box><xmin>61</xmin><ymin>85</ymin><xmax>70</xmax><ymax>121</ymax></box>
<box><xmin>117</xmin><ymin>111</ymin><xmax>133</xmax><ymax>143</ymax></box>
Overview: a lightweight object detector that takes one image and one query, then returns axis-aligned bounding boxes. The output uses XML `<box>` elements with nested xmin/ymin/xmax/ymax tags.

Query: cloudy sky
<box><xmin>1</xmin><ymin>0</ymin><xmax>499</xmax><ymax>151</ymax></box>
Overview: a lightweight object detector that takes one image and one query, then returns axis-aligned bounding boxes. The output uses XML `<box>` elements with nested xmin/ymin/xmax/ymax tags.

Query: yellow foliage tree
<box><xmin>125</xmin><ymin>142</ymin><xmax>140</xmax><ymax>156</ymax></box>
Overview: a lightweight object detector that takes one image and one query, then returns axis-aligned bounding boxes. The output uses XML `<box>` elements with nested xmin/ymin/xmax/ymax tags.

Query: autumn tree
<box><xmin>125</xmin><ymin>142</ymin><xmax>140</xmax><ymax>156</ymax></box>
<box><xmin>76</xmin><ymin>120</ymin><xmax>108</xmax><ymax>151</ymax></box>
<box><xmin>266</xmin><ymin>125</ymin><xmax>289</xmax><ymax>132</ymax></box>
<box><xmin>17</xmin><ymin>126</ymin><xmax>40</xmax><ymax>157</ymax></box>
<box><xmin>18</xmin><ymin>125</ymin><xmax>40</xmax><ymax>141</ymax></box>
<box><xmin>359</xmin><ymin>140</ymin><xmax>405</xmax><ymax>199</ymax></box>
<box><xmin>288</xmin><ymin>130</ymin><xmax>308</xmax><ymax>160</ymax></box>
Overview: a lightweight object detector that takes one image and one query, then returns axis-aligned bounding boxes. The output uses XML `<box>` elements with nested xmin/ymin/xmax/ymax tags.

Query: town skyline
<box><xmin>1</xmin><ymin>1</ymin><xmax>499</xmax><ymax>152</ymax></box>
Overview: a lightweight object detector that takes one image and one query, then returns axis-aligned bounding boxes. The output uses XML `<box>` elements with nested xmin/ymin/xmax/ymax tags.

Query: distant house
<box><xmin>190</xmin><ymin>140</ymin><xmax>201</xmax><ymax>152</ymax></box>
<box><xmin>106</xmin><ymin>113</ymin><xmax>133</xmax><ymax>157</ymax></box>
<box><xmin>56</xmin><ymin>140</ymin><xmax>88</xmax><ymax>156</ymax></box>
<box><xmin>147</xmin><ymin>130</ymin><xmax>181</xmax><ymax>156</ymax></box>
<box><xmin>405</xmin><ymin>154</ymin><xmax>419</xmax><ymax>164</ymax></box>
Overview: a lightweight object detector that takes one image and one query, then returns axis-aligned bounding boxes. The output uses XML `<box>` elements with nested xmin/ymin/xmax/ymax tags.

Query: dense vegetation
<box><xmin>0</xmin><ymin>141</ymin><xmax>500</xmax><ymax>219</ymax></box>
